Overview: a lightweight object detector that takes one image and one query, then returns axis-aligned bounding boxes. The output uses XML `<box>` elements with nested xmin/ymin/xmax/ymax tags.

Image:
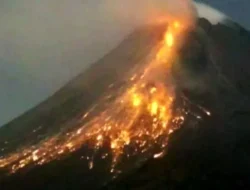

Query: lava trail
<box><xmin>0</xmin><ymin>21</ymin><xmax>204</xmax><ymax>175</ymax></box>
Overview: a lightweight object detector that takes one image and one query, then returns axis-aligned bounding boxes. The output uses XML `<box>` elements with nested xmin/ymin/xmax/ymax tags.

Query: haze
<box><xmin>0</xmin><ymin>0</ymin><xmax>230</xmax><ymax>126</ymax></box>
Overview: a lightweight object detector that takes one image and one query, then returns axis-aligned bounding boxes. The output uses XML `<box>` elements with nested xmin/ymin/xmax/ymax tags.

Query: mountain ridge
<box><xmin>1</xmin><ymin>18</ymin><xmax>250</xmax><ymax>189</ymax></box>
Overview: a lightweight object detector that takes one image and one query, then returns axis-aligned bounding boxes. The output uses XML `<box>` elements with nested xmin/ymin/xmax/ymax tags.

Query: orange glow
<box><xmin>150</xmin><ymin>87</ymin><xmax>157</xmax><ymax>94</ymax></box>
<box><xmin>132</xmin><ymin>93</ymin><xmax>142</xmax><ymax>107</ymax></box>
<box><xmin>174</xmin><ymin>21</ymin><xmax>180</xmax><ymax>29</ymax></box>
<box><xmin>165</xmin><ymin>31</ymin><xmax>174</xmax><ymax>48</ymax></box>
<box><xmin>97</xmin><ymin>134</ymin><xmax>103</xmax><ymax>141</ymax></box>
<box><xmin>157</xmin><ymin>23</ymin><xmax>179</xmax><ymax>63</ymax></box>
<box><xmin>111</xmin><ymin>140</ymin><xmax>118</xmax><ymax>149</ymax></box>
<box><xmin>150</xmin><ymin>101</ymin><xmax>159</xmax><ymax>115</ymax></box>
<box><xmin>159</xmin><ymin>106</ymin><xmax>166</xmax><ymax>119</ymax></box>
<box><xmin>0</xmin><ymin>20</ymin><xmax>206</xmax><ymax>175</ymax></box>
<box><xmin>120</xmin><ymin>131</ymin><xmax>130</xmax><ymax>145</ymax></box>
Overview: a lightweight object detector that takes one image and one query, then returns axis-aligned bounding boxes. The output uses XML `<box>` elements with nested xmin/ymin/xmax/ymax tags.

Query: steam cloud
<box><xmin>0</xmin><ymin>0</ymin><xmax>196</xmax><ymax>126</ymax></box>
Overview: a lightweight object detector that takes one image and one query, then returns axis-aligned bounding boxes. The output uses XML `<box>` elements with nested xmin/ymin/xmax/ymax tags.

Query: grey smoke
<box><xmin>0</xmin><ymin>0</ymin><xmax>197</xmax><ymax>126</ymax></box>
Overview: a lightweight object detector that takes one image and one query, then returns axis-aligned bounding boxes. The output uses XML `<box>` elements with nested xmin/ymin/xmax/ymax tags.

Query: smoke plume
<box><xmin>0</xmin><ymin>0</ymin><xmax>196</xmax><ymax>125</ymax></box>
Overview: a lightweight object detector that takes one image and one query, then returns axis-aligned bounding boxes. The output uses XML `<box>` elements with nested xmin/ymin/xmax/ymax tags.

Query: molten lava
<box><xmin>0</xmin><ymin>21</ymin><xmax>198</xmax><ymax>174</ymax></box>
<box><xmin>165</xmin><ymin>32</ymin><xmax>174</xmax><ymax>48</ymax></box>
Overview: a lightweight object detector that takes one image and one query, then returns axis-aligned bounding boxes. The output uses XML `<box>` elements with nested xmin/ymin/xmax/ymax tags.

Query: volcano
<box><xmin>1</xmin><ymin>17</ymin><xmax>250</xmax><ymax>190</ymax></box>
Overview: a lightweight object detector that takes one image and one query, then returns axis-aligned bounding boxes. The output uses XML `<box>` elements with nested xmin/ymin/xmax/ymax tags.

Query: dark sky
<box><xmin>197</xmin><ymin>0</ymin><xmax>250</xmax><ymax>29</ymax></box>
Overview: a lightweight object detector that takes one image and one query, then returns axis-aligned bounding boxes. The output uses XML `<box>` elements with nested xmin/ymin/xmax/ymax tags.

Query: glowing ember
<box><xmin>150</xmin><ymin>87</ymin><xmax>157</xmax><ymax>94</ymax></box>
<box><xmin>206</xmin><ymin>111</ymin><xmax>211</xmax><ymax>116</ymax></box>
<box><xmin>150</xmin><ymin>101</ymin><xmax>159</xmax><ymax>115</ymax></box>
<box><xmin>89</xmin><ymin>161</ymin><xmax>94</xmax><ymax>170</ymax></box>
<box><xmin>132</xmin><ymin>93</ymin><xmax>142</xmax><ymax>107</ymax></box>
<box><xmin>0</xmin><ymin>21</ymin><xmax>193</xmax><ymax>174</ymax></box>
<box><xmin>174</xmin><ymin>21</ymin><xmax>180</xmax><ymax>29</ymax></box>
<box><xmin>165</xmin><ymin>31</ymin><xmax>174</xmax><ymax>48</ymax></box>
<box><xmin>168</xmin><ymin>129</ymin><xmax>174</xmax><ymax>134</ymax></box>
<box><xmin>153</xmin><ymin>151</ymin><xmax>165</xmax><ymax>159</ymax></box>
<box><xmin>32</xmin><ymin>150</ymin><xmax>39</xmax><ymax>161</ymax></box>
<box><xmin>97</xmin><ymin>135</ymin><xmax>103</xmax><ymax>141</ymax></box>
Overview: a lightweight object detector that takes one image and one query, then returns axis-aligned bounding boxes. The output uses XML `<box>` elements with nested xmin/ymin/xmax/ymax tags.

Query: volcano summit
<box><xmin>1</xmin><ymin>7</ymin><xmax>250</xmax><ymax>190</ymax></box>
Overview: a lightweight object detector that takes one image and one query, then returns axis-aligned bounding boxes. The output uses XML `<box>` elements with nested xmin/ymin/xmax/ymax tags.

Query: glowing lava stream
<box><xmin>0</xmin><ymin>21</ymin><xmax>188</xmax><ymax>174</ymax></box>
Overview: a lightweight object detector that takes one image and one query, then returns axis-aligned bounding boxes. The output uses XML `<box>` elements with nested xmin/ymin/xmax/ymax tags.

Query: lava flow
<box><xmin>0</xmin><ymin>21</ymin><xmax>194</xmax><ymax>174</ymax></box>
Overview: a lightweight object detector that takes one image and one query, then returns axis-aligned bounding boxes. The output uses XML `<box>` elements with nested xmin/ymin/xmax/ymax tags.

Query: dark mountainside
<box><xmin>1</xmin><ymin>18</ymin><xmax>250</xmax><ymax>190</ymax></box>
<box><xmin>0</xmin><ymin>25</ymin><xmax>164</xmax><ymax>153</ymax></box>
<box><xmin>0</xmin><ymin>24</ymin><xmax>166</xmax><ymax>190</ymax></box>
<box><xmin>104</xmin><ymin>18</ymin><xmax>250</xmax><ymax>189</ymax></box>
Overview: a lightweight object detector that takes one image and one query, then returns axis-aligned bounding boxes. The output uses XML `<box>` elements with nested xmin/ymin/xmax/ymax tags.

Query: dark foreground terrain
<box><xmin>1</xmin><ymin>18</ymin><xmax>250</xmax><ymax>190</ymax></box>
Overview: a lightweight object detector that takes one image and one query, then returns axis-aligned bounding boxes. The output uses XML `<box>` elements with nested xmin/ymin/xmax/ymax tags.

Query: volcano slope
<box><xmin>0</xmin><ymin>24</ymin><xmax>169</xmax><ymax>188</ymax></box>
<box><xmin>0</xmin><ymin>18</ymin><xmax>250</xmax><ymax>190</ymax></box>
<box><xmin>103</xmin><ymin>18</ymin><xmax>250</xmax><ymax>189</ymax></box>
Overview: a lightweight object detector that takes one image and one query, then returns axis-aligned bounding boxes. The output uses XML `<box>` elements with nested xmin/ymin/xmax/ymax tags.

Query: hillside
<box><xmin>103</xmin><ymin>18</ymin><xmax>250</xmax><ymax>189</ymax></box>
<box><xmin>1</xmin><ymin>17</ymin><xmax>250</xmax><ymax>190</ymax></box>
<box><xmin>0</xmin><ymin>24</ymin><xmax>165</xmax><ymax>152</ymax></box>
